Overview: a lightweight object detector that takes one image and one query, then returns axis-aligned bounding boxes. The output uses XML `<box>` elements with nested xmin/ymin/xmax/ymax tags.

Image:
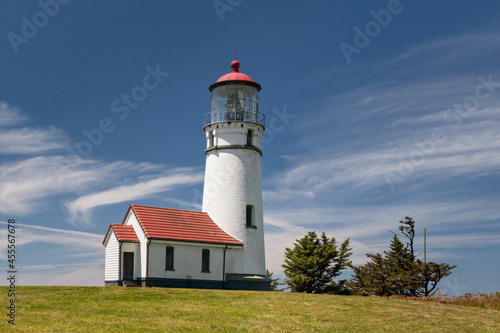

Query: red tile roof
<box><xmin>128</xmin><ymin>204</ymin><xmax>243</xmax><ymax>246</ymax></box>
<box><xmin>112</xmin><ymin>224</ymin><xmax>140</xmax><ymax>242</ymax></box>
<box><xmin>103</xmin><ymin>224</ymin><xmax>139</xmax><ymax>244</ymax></box>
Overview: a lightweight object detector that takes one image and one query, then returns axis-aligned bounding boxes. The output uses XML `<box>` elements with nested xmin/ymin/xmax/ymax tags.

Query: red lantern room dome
<box><xmin>209</xmin><ymin>60</ymin><xmax>261</xmax><ymax>91</ymax></box>
<box><xmin>205</xmin><ymin>59</ymin><xmax>264</xmax><ymax>128</ymax></box>
<box><xmin>216</xmin><ymin>60</ymin><xmax>255</xmax><ymax>83</ymax></box>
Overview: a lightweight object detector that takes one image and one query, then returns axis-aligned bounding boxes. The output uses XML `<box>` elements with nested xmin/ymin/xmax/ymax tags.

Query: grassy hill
<box><xmin>1</xmin><ymin>286</ymin><xmax>499</xmax><ymax>332</ymax></box>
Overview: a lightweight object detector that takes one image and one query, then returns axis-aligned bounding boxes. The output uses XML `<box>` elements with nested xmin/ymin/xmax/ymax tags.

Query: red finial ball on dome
<box><xmin>231</xmin><ymin>60</ymin><xmax>240</xmax><ymax>72</ymax></box>
<box><xmin>212</xmin><ymin>59</ymin><xmax>260</xmax><ymax>90</ymax></box>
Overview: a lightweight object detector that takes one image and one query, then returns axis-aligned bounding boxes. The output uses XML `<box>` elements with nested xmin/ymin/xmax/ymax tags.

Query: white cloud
<box><xmin>0</xmin><ymin>153</ymin><xmax>204</xmax><ymax>223</ymax></box>
<box><xmin>384</xmin><ymin>32</ymin><xmax>500</xmax><ymax>72</ymax></box>
<box><xmin>266</xmin><ymin>134</ymin><xmax>500</xmax><ymax>201</ymax></box>
<box><xmin>263</xmin><ymin>198</ymin><xmax>500</xmax><ymax>277</ymax></box>
<box><xmin>0</xmin><ymin>126</ymin><xmax>68</xmax><ymax>154</ymax></box>
<box><xmin>264</xmin><ymin>77</ymin><xmax>500</xmax><ymax>275</ymax></box>
<box><xmin>0</xmin><ymin>221</ymin><xmax>105</xmax><ymax>286</ymax></box>
<box><xmin>0</xmin><ymin>156</ymin><xmax>158</xmax><ymax>214</ymax></box>
<box><xmin>266</xmin><ymin>72</ymin><xmax>500</xmax><ymax>200</ymax></box>
<box><xmin>0</xmin><ymin>102</ymin><xmax>67</xmax><ymax>154</ymax></box>
<box><xmin>162</xmin><ymin>197</ymin><xmax>202</xmax><ymax>211</ymax></box>
<box><xmin>64</xmin><ymin>169</ymin><xmax>204</xmax><ymax>225</ymax></box>
<box><xmin>0</xmin><ymin>102</ymin><xmax>204</xmax><ymax>226</ymax></box>
<box><xmin>0</xmin><ymin>102</ymin><xmax>27</xmax><ymax>127</ymax></box>
<box><xmin>17</xmin><ymin>263</ymin><xmax>104</xmax><ymax>286</ymax></box>
<box><xmin>0</xmin><ymin>221</ymin><xmax>104</xmax><ymax>258</ymax></box>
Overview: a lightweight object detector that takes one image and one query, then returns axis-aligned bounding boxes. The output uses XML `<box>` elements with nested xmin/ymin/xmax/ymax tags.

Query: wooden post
<box><xmin>424</xmin><ymin>228</ymin><xmax>426</xmax><ymax>264</ymax></box>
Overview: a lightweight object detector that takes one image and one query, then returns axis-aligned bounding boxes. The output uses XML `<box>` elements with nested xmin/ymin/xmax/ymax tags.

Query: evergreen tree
<box><xmin>349</xmin><ymin>252</ymin><xmax>389</xmax><ymax>296</ymax></box>
<box><xmin>417</xmin><ymin>260</ymin><xmax>457</xmax><ymax>296</ymax></box>
<box><xmin>266</xmin><ymin>269</ymin><xmax>285</xmax><ymax>291</ymax></box>
<box><xmin>349</xmin><ymin>217</ymin><xmax>456</xmax><ymax>296</ymax></box>
<box><xmin>394</xmin><ymin>216</ymin><xmax>416</xmax><ymax>260</ymax></box>
<box><xmin>384</xmin><ymin>235</ymin><xmax>420</xmax><ymax>296</ymax></box>
<box><xmin>282</xmin><ymin>231</ymin><xmax>352</xmax><ymax>294</ymax></box>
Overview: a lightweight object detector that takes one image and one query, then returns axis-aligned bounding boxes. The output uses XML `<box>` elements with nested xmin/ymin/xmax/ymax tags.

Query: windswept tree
<box><xmin>282</xmin><ymin>231</ymin><xmax>352</xmax><ymax>294</ymax></box>
<box><xmin>266</xmin><ymin>269</ymin><xmax>286</xmax><ymax>291</ymax></box>
<box><xmin>349</xmin><ymin>217</ymin><xmax>456</xmax><ymax>296</ymax></box>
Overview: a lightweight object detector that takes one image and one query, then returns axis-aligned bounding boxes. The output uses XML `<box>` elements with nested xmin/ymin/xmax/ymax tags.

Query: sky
<box><xmin>0</xmin><ymin>1</ymin><xmax>499</xmax><ymax>295</ymax></box>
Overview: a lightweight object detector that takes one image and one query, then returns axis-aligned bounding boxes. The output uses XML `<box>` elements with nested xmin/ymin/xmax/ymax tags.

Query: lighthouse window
<box><xmin>244</xmin><ymin>85</ymin><xmax>252</xmax><ymax>100</ymax></box>
<box><xmin>218</xmin><ymin>86</ymin><xmax>226</xmax><ymax>99</ymax></box>
<box><xmin>209</xmin><ymin>131</ymin><xmax>214</xmax><ymax>148</ymax></box>
<box><xmin>165</xmin><ymin>246</ymin><xmax>174</xmax><ymax>270</ymax></box>
<box><xmin>246</xmin><ymin>205</ymin><xmax>254</xmax><ymax>227</ymax></box>
<box><xmin>247</xmin><ymin>130</ymin><xmax>253</xmax><ymax>146</ymax></box>
<box><xmin>201</xmin><ymin>249</ymin><xmax>210</xmax><ymax>272</ymax></box>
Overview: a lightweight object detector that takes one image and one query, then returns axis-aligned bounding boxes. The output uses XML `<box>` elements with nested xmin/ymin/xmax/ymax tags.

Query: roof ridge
<box><xmin>131</xmin><ymin>204</ymin><xmax>207</xmax><ymax>215</ymax></box>
<box><xmin>112</xmin><ymin>224</ymin><xmax>133</xmax><ymax>228</ymax></box>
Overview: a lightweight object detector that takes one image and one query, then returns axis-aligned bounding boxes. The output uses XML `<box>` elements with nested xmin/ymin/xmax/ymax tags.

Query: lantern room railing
<box><xmin>203</xmin><ymin>111</ymin><xmax>265</xmax><ymax>128</ymax></box>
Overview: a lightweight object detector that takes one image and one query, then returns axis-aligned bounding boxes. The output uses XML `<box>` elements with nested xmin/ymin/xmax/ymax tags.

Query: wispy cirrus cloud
<box><xmin>267</xmin><ymin>38</ymin><xmax>500</xmax><ymax>200</ymax></box>
<box><xmin>0</xmin><ymin>102</ymin><xmax>27</xmax><ymax>127</ymax></box>
<box><xmin>0</xmin><ymin>154</ymin><xmax>204</xmax><ymax>224</ymax></box>
<box><xmin>0</xmin><ymin>155</ymin><xmax>162</xmax><ymax>214</ymax></box>
<box><xmin>64</xmin><ymin>169</ymin><xmax>204</xmax><ymax>225</ymax></box>
<box><xmin>0</xmin><ymin>102</ymin><xmax>67</xmax><ymax>154</ymax></box>
<box><xmin>0</xmin><ymin>221</ymin><xmax>104</xmax><ymax>286</ymax></box>
<box><xmin>0</xmin><ymin>103</ymin><xmax>204</xmax><ymax>223</ymax></box>
<box><xmin>0</xmin><ymin>220</ymin><xmax>103</xmax><ymax>253</ymax></box>
<box><xmin>0</xmin><ymin>126</ymin><xmax>68</xmax><ymax>154</ymax></box>
<box><xmin>263</xmin><ymin>31</ymin><xmax>500</xmax><ymax>279</ymax></box>
<box><xmin>383</xmin><ymin>31</ymin><xmax>500</xmax><ymax>75</ymax></box>
<box><xmin>17</xmin><ymin>263</ymin><xmax>105</xmax><ymax>286</ymax></box>
<box><xmin>265</xmin><ymin>127</ymin><xmax>500</xmax><ymax>203</ymax></box>
<box><xmin>0</xmin><ymin>220</ymin><xmax>105</xmax><ymax>286</ymax></box>
<box><xmin>264</xmin><ymin>198</ymin><xmax>500</xmax><ymax>275</ymax></box>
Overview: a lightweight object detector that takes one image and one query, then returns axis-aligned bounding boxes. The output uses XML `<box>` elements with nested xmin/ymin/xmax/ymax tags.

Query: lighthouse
<box><xmin>103</xmin><ymin>59</ymin><xmax>270</xmax><ymax>291</ymax></box>
<box><xmin>202</xmin><ymin>59</ymin><xmax>267</xmax><ymax>281</ymax></box>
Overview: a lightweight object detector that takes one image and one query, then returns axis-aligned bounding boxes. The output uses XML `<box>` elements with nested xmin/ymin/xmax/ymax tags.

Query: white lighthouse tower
<box><xmin>202</xmin><ymin>59</ymin><xmax>268</xmax><ymax>286</ymax></box>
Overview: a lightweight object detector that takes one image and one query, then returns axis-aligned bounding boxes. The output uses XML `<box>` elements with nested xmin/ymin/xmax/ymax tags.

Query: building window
<box><xmin>202</xmin><ymin>249</ymin><xmax>210</xmax><ymax>272</ymax></box>
<box><xmin>209</xmin><ymin>131</ymin><xmax>214</xmax><ymax>148</ymax></box>
<box><xmin>246</xmin><ymin>205</ymin><xmax>254</xmax><ymax>227</ymax></box>
<box><xmin>165</xmin><ymin>246</ymin><xmax>174</xmax><ymax>270</ymax></box>
<box><xmin>247</xmin><ymin>129</ymin><xmax>253</xmax><ymax>146</ymax></box>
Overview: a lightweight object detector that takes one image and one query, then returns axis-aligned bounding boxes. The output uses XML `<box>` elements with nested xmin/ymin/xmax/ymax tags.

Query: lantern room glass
<box><xmin>211</xmin><ymin>83</ymin><xmax>259</xmax><ymax>124</ymax></box>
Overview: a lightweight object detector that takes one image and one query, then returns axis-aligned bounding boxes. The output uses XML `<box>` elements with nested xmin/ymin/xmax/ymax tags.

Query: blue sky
<box><xmin>0</xmin><ymin>1</ymin><xmax>499</xmax><ymax>295</ymax></box>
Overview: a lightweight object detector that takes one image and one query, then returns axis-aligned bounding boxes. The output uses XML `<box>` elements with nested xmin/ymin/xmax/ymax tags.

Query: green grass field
<box><xmin>1</xmin><ymin>286</ymin><xmax>499</xmax><ymax>332</ymax></box>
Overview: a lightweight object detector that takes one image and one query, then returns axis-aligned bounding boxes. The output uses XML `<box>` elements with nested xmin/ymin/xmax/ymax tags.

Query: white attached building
<box><xmin>103</xmin><ymin>59</ymin><xmax>270</xmax><ymax>290</ymax></box>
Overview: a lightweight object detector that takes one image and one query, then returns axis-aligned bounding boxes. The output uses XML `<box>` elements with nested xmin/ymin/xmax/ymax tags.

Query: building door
<box><xmin>123</xmin><ymin>252</ymin><xmax>134</xmax><ymax>281</ymax></box>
